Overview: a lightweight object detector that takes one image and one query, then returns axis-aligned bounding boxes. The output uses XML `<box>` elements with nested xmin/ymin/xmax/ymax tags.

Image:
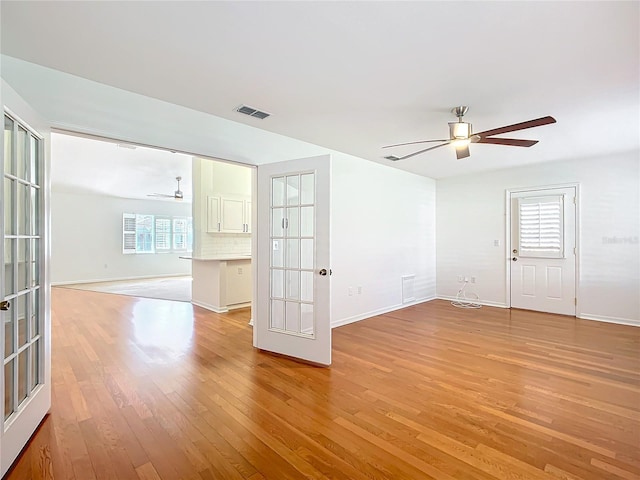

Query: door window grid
<box><xmin>3</xmin><ymin>113</ymin><xmax>43</xmax><ymax>423</ymax></box>
<box><xmin>269</xmin><ymin>173</ymin><xmax>315</xmax><ymax>337</ymax></box>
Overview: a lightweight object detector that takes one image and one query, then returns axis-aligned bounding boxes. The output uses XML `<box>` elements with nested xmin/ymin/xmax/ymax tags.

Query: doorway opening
<box><xmin>50</xmin><ymin>131</ymin><xmax>257</xmax><ymax>312</ymax></box>
<box><xmin>49</xmin><ymin>131</ymin><xmax>196</xmax><ymax>302</ymax></box>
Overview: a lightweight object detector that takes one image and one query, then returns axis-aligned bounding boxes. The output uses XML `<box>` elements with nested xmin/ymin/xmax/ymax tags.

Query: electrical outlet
<box><xmin>470</xmin><ymin>276</ymin><xmax>476</xmax><ymax>283</ymax></box>
<box><xmin>348</xmin><ymin>287</ymin><xmax>353</xmax><ymax>296</ymax></box>
<box><xmin>357</xmin><ymin>286</ymin><xmax>362</xmax><ymax>295</ymax></box>
<box><xmin>457</xmin><ymin>275</ymin><xmax>464</xmax><ymax>283</ymax></box>
<box><xmin>494</xmin><ymin>239</ymin><xmax>501</xmax><ymax>247</ymax></box>
<box><xmin>238</xmin><ymin>267</ymin><xmax>243</xmax><ymax>274</ymax></box>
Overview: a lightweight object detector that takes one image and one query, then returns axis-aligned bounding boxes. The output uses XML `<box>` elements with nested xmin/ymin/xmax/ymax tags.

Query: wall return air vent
<box><xmin>235</xmin><ymin>104</ymin><xmax>271</xmax><ymax>120</ymax></box>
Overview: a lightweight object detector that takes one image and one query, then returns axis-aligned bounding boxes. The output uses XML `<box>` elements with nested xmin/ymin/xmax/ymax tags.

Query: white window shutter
<box><xmin>122</xmin><ymin>213</ymin><xmax>137</xmax><ymax>254</ymax></box>
<box><xmin>518</xmin><ymin>195</ymin><xmax>564</xmax><ymax>258</ymax></box>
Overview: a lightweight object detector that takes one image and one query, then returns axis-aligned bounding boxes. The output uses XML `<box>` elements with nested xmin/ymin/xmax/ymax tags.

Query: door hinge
<box><xmin>574</xmin><ymin>298</ymin><xmax>577</xmax><ymax>306</ymax></box>
<box><xmin>573</xmin><ymin>247</ymin><xmax>577</xmax><ymax>255</ymax></box>
<box><xmin>572</xmin><ymin>196</ymin><xmax>576</xmax><ymax>204</ymax></box>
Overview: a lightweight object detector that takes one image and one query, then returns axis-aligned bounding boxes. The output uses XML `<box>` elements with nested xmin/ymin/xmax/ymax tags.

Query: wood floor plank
<box><xmin>3</xmin><ymin>289</ymin><xmax>639</xmax><ymax>480</ymax></box>
<box><xmin>135</xmin><ymin>462</ymin><xmax>162</xmax><ymax>480</ymax></box>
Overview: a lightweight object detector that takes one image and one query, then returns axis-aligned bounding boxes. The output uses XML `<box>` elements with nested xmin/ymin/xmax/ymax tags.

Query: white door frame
<box><xmin>505</xmin><ymin>183</ymin><xmax>580</xmax><ymax>315</ymax></box>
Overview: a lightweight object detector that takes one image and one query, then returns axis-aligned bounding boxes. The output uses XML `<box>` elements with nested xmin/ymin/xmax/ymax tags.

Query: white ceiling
<box><xmin>51</xmin><ymin>133</ymin><xmax>194</xmax><ymax>201</ymax></box>
<box><xmin>1</xmin><ymin>1</ymin><xmax>638</xmax><ymax>181</ymax></box>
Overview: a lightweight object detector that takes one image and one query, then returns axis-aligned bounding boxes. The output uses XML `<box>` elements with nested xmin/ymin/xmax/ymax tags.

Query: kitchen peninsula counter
<box><xmin>184</xmin><ymin>256</ymin><xmax>252</xmax><ymax>312</ymax></box>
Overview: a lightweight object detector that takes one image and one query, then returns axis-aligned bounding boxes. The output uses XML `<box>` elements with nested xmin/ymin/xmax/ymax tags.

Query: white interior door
<box><xmin>1</xmin><ymin>88</ymin><xmax>51</xmax><ymax>476</ymax></box>
<box><xmin>255</xmin><ymin>155</ymin><xmax>331</xmax><ymax>365</ymax></box>
<box><xmin>510</xmin><ymin>187</ymin><xmax>576</xmax><ymax>315</ymax></box>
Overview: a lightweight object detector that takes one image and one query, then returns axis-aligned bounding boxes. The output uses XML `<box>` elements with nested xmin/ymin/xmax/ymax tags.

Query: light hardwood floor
<box><xmin>5</xmin><ymin>288</ymin><xmax>640</xmax><ymax>479</ymax></box>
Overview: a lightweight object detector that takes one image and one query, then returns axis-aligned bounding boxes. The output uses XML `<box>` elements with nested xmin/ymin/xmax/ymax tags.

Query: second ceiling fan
<box><xmin>148</xmin><ymin>176</ymin><xmax>185</xmax><ymax>200</ymax></box>
<box><xmin>383</xmin><ymin>106</ymin><xmax>556</xmax><ymax>161</ymax></box>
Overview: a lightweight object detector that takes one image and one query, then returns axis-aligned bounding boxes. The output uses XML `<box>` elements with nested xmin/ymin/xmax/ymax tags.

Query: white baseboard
<box><xmin>436</xmin><ymin>295</ymin><xmax>509</xmax><ymax>308</ymax></box>
<box><xmin>227</xmin><ymin>302</ymin><xmax>251</xmax><ymax>311</ymax></box>
<box><xmin>52</xmin><ymin>272</ymin><xmax>190</xmax><ymax>287</ymax></box>
<box><xmin>578</xmin><ymin>313</ymin><xmax>640</xmax><ymax>327</ymax></box>
<box><xmin>436</xmin><ymin>298</ymin><xmax>638</xmax><ymax>327</ymax></box>
<box><xmin>191</xmin><ymin>300</ymin><xmax>228</xmax><ymax>314</ymax></box>
<box><xmin>331</xmin><ymin>296</ymin><xmax>437</xmax><ymax>329</ymax></box>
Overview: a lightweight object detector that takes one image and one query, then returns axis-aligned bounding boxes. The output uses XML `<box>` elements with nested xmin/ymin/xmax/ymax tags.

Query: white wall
<box><xmin>436</xmin><ymin>151</ymin><xmax>640</xmax><ymax>324</ymax></box>
<box><xmin>331</xmin><ymin>153</ymin><xmax>436</xmax><ymax>327</ymax></box>
<box><xmin>51</xmin><ymin>192</ymin><xmax>192</xmax><ymax>284</ymax></box>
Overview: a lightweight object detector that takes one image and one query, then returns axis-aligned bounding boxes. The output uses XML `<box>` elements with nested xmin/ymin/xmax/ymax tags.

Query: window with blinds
<box><xmin>123</xmin><ymin>213</ymin><xmax>193</xmax><ymax>254</ymax></box>
<box><xmin>518</xmin><ymin>195</ymin><xmax>564</xmax><ymax>258</ymax></box>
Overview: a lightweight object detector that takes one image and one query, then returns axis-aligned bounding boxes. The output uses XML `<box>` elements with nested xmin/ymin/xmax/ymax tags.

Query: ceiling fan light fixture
<box><xmin>451</xmin><ymin>138</ymin><xmax>470</xmax><ymax>148</ymax></box>
<box><xmin>449</xmin><ymin>121</ymin><xmax>472</xmax><ymax>140</ymax></box>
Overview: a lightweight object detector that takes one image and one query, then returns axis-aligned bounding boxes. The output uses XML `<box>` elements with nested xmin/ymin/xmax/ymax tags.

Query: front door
<box><xmin>255</xmin><ymin>155</ymin><xmax>331</xmax><ymax>365</ymax></box>
<box><xmin>1</xmin><ymin>90</ymin><xmax>51</xmax><ymax>476</ymax></box>
<box><xmin>510</xmin><ymin>186</ymin><xmax>576</xmax><ymax>315</ymax></box>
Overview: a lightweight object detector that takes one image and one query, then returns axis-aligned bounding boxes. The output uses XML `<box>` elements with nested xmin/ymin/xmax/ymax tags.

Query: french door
<box><xmin>255</xmin><ymin>155</ymin><xmax>331</xmax><ymax>365</ymax></box>
<box><xmin>510</xmin><ymin>186</ymin><xmax>576</xmax><ymax>315</ymax></box>
<box><xmin>1</xmin><ymin>91</ymin><xmax>50</xmax><ymax>476</ymax></box>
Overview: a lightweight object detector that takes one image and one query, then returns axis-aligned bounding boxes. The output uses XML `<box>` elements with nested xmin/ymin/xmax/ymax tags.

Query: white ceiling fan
<box><xmin>147</xmin><ymin>176</ymin><xmax>185</xmax><ymax>200</ymax></box>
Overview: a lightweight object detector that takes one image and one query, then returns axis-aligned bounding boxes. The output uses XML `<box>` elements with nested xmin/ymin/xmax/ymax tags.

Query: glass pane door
<box><xmin>3</xmin><ymin>113</ymin><xmax>42</xmax><ymax>424</ymax></box>
<box><xmin>270</xmin><ymin>172</ymin><xmax>316</xmax><ymax>337</ymax></box>
<box><xmin>255</xmin><ymin>155</ymin><xmax>331</xmax><ymax>366</ymax></box>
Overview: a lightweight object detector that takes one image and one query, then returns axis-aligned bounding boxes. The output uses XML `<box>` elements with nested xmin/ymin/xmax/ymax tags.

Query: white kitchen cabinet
<box><xmin>245</xmin><ymin>200</ymin><xmax>252</xmax><ymax>233</ymax></box>
<box><xmin>206</xmin><ymin>195</ymin><xmax>221</xmax><ymax>232</ymax></box>
<box><xmin>221</xmin><ymin>196</ymin><xmax>245</xmax><ymax>233</ymax></box>
<box><xmin>209</xmin><ymin>195</ymin><xmax>251</xmax><ymax>234</ymax></box>
<box><xmin>225</xmin><ymin>259</ymin><xmax>252</xmax><ymax>305</ymax></box>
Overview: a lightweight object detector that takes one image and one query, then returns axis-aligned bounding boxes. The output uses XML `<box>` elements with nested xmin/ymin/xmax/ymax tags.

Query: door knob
<box><xmin>319</xmin><ymin>269</ymin><xmax>327</xmax><ymax>276</ymax></box>
<box><xmin>512</xmin><ymin>257</ymin><xmax>518</xmax><ymax>262</ymax></box>
<box><xmin>0</xmin><ymin>300</ymin><xmax>10</xmax><ymax>311</ymax></box>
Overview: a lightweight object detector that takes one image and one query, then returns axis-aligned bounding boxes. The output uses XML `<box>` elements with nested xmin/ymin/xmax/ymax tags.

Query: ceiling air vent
<box><xmin>384</xmin><ymin>155</ymin><xmax>401</xmax><ymax>162</ymax></box>
<box><xmin>236</xmin><ymin>104</ymin><xmax>271</xmax><ymax>120</ymax></box>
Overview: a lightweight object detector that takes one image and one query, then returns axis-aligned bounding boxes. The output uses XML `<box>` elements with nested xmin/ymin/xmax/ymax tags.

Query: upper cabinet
<box><xmin>245</xmin><ymin>200</ymin><xmax>252</xmax><ymax>234</ymax></box>
<box><xmin>207</xmin><ymin>195</ymin><xmax>221</xmax><ymax>232</ymax></box>
<box><xmin>207</xmin><ymin>194</ymin><xmax>251</xmax><ymax>233</ymax></box>
<box><xmin>195</xmin><ymin>157</ymin><xmax>252</xmax><ymax>258</ymax></box>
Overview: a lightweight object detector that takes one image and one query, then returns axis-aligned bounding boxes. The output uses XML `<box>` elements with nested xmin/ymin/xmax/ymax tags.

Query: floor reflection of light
<box><xmin>131</xmin><ymin>299</ymin><xmax>194</xmax><ymax>363</ymax></box>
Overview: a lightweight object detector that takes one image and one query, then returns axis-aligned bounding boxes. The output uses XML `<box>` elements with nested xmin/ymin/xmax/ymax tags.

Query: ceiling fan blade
<box><xmin>391</xmin><ymin>142</ymin><xmax>450</xmax><ymax>161</ymax></box>
<box><xmin>474</xmin><ymin>116</ymin><xmax>556</xmax><ymax>138</ymax></box>
<box><xmin>477</xmin><ymin>138</ymin><xmax>539</xmax><ymax>147</ymax></box>
<box><xmin>455</xmin><ymin>145</ymin><xmax>470</xmax><ymax>160</ymax></box>
<box><xmin>147</xmin><ymin>193</ymin><xmax>174</xmax><ymax>198</ymax></box>
<box><xmin>383</xmin><ymin>139</ymin><xmax>449</xmax><ymax>149</ymax></box>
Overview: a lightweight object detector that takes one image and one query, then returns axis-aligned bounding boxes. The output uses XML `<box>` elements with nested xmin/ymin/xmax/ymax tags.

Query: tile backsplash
<box><xmin>200</xmin><ymin>233</ymin><xmax>251</xmax><ymax>257</ymax></box>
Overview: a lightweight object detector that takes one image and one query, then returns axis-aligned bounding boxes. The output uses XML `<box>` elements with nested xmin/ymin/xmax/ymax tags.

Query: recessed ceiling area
<box><xmin>1</xmin><ymin>1</ymin><xmax>638</xmax><ymax>179</ymax></box>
